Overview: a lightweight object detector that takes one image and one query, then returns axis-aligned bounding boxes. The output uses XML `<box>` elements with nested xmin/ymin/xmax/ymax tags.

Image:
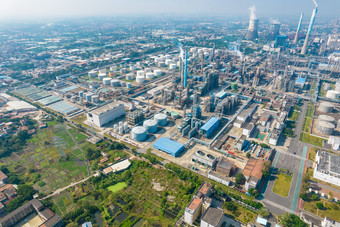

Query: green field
<box><xmin>308</xmin><ymin>147</ymin><xmax>318</xmax><ymax>161</ymax></box>
<box><xmin>300</xmin><ymin>133</ymin><xmax>325</xmax><ymax>147</ymax></box>
<box><xmin>304</xmin><ymin>199</ymin><xmax>340</xmax><ymax>222</ymax></box>
<box><xmin>1</xmin><ymin>122</ymin><xmax>90</xmax><ymax>195</ymax></box>
<box><xmin>272</xmin><ymin>172</ymin><xmax>293</xmax><ymax>197</ymax></box>
<box><xmin>107</xmin><ymin>182</ymin><xmax>127</xmax><ymax>193</ymax></box>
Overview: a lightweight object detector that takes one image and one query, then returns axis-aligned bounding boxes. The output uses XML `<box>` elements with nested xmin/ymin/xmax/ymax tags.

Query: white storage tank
<box><xmin>136</xmin><ymin>76</ymin><xmax>145</xmax><ymax>83</ymax></box>
<box><xmin>317</xmin><ymin>121</ymin><xmax>335</xmax><ymax>135</ymax></box>
<box><xmin>126</xmin><ymin>73</ymin><xmax>134</xmax><ymax>80</ymax></box>
<box><xmin>318</xmin><ymin>102</ymin><xmax>334</xmax><ymax>113</ymax></box>
<box><xmin>154</xmin><ymin>69</ymin><xmax>162</xmax><ymax>76</ymax></box>
<box><xmin>110</xmin><ymin>79</ymin><xmax>120</xmax><ymax>87</ymax></box>
<box><xmin>88</xmin><ymin>70</ymin><xmax>97</xmax><ymax>78</ymax></box>
<box><xmin>169</xmin><ymin>64</ymin><xmax>177</xmax><ymax>70</ymax></box>
<box><xmin>91</xmin><ymin>95</ymin><xmax>99</xmax><ymax>103</ymax></box>
<box><xmin>103</xmin><ymin>77</ymin><xmax>111</xmax><ymax>85</ymax></box>
<box><xmin>146</xmin><ymin>72</ymin><xmax>154</xmax><ymax>79</ymax></box>
<box><xmin>318</xmin><ymin>115</ymin><xmax>335</xmax><ymax>123</ymax></box>
<box><xmin>326</xmin><ymin>90</ymin><xmax>340</xmax><ymax>99</ymax></box>
<box><xmin>130</xmin><ymin>65</ymin><xmax>137</xmax><ymax>70</ymax></box>
<box><xmin>165</xmin><ymin>59</ymin><xmax>172</xmax><ymax>65</ymax></box>
<box><xmin>154</xmin><ymin>57</ymin><xmax>161</xmax><ymax>63</ymax></box>
<box><xmin>120</xmin><ymin>68</ymin><xmax>127</xmax><ymax>73</ymax></box>
<box><xmin>119</xmin><ymin>126</ymin><xmax>124</xmax><ymax>134</ymax></box>
<box><xmin>143</xmin><ymin>119</ymin><xmax>158</xmax><ymax>133</ymax></box>
<box><xmin>98</xmin><ymin>73</ymin><xmax>106</xmax><ymax>80</ymax></box>
<box><xmin>123</xmin><ymin>123</ymin><xmax>128</xmax><ymax>131</ymax></box>
<box><xmin>114</xmin><ymin>124</ymin><xmax>119</xmax><ymax>132</ymax></box>
<box><xmin>136</xmin><ymin>70</ymin><xmax>145</xmax><ymax>77</ymax></box>
<box><xmin>126</xmin><ymin>83</ymin><xmax>132</xmax><ymax>88</ymax></box>
<box><xmin>158</xmin><ymin>62</ymin><xmax>165</xmax><ymax>67</ymax></box>
<box><xmin>120</xmin><ymin>81</ymin><xmax>126</xmax><ymax>87</ymax></box>
<box><xmin>131</xmin><ymin>126</ymin><xmax>147</xmax><ymax>141</ymax></box>
<box><xmin>154</xmin><ymin>113</ymin><xmax>168</xmax><ymax>126</ymax></box>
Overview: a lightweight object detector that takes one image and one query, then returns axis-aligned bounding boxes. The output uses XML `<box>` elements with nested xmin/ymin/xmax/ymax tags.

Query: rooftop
<box><xmin>242</xmin><ymin>158</ymin><xmax>265</xmax><ymax>180</ymax></box>
<box><xmin>200</xmin><ymin>117</ymin><xmax>219</xmax><ymax>131</ymax></box>
<box><xmin>90</xmin><ymin>102</ymin><xmax>123</xmax><ymax>115</ymax></box>
<box><xmin>187</xmin><ymin>198</ymin><xmax>202</xmax><ymax>212</ymax></box>
<box><xmin>201</xmin><ymin>207</ymin><xmax>224</xmax><ymax>226</ymax></box>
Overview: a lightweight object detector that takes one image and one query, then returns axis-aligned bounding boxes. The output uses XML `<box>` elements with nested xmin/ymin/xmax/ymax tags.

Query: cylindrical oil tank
<box><xmin>98</xmin><ymin>73</ymin><xmax>106</xmax><ymax>80</ymax></box>
<box><xmin>165</xmin><ymin>59</ymin><xmax>172</xmax><ymax>65</ymax></box>
<box><xmin>136</xmin><ymin>70</ymin><xmax>145</xmax><ymax>77</ymax></box>
<box><xmin>317</xmin><ymin>121</ymin><xmax>335</xmax><ymax>135</ymax></box>
<box><xmin>119</xmin><ymin>121</ymin><xmax>123</xmax><ymax>127</ymax></box>
<box><xmin>91</xmin><ymin>95</ymin><xmax>99</xmax><ymax>103</ymax></box>
<box><xmin>154</xmin><ymin>113</ymin><xmax>168</xmax><ymax>126</ymax></box>
<box><xmin>136</xmin><ymin>76</ymin><xmax>145</xmax><ymax>83</ymax></box>
<box><xmin>154</xmin><ymin>57</ymin><xmax>161</xmax><ymax>63</ymax></box>
<box><xmin>318</xmin><ymin>115</ymin><xmax>335</xmax><ymax>123</ymax></box>
<box><xmin>119</xmin><ymin>126</ymin><xmax>124</xmax><ymax>134</ymax></box>
<box><xmin>126</xmin><ymin>83</ymin><xmax>132</xmax><ymax>88</ymax></box>
<box><xmin>318</xmin><ymin>102</ymin><xmax>334</xmax><ymax>113</ymax></box>
<box><xmin>131</xmin><ymin>126</ymin><xmax>147</xmax><ymax>141</ymax></box>
<box><xmin>171</xmin><ymin>111</ymin><xmax>179</xmax><ymax>119</ymax></box>
<box><xmin>120</xmin><ymin>68</ymin><xmax>127</xmax><ymax>73</ymax></box>
<box><xmin>158</xmin><ymin>62</ymin><xmax>165</xmax><ymax>67</ymax></box>
<box><xmin>143</xmin><ymin>119</ymin><xmax>158</xmax><ymax>133</ymax></box>
<box><xmin>146</xmin><ymin>72</ymin><xmax>154</xmax><ymax>79</ymax></box>
<box><xmin>88</xmin><ymin>70</ymin><xmax>97</xmax><ymax>78</ymax></box>
<box><xmin>130</xmin><ymin>65</ymin><xmax>137</xmax><ymax>70</ymax></box>
<box><xmin>110</xmin><ymin>79</ymin><xmax>120</xmax><ymax>87</ymax></box>
<box><xmin>126</xmin><ymin>74</ymin><xmax>134</xmax><ymax>80</ymax></box>
<box><xmin>114</xmin><ymin>124</ymin><xmax>119</xmax><ymax>132</ymax></box>
<box><xmin>154</xmin><ymin>69</ymin><xmax>162</xmax><ymax>76</ymax></box>
<box><xmin>123</xmin><ymin>123</ymin><xmax>128</xmax><ymax>131</ymax></box>
<box><xmin>326</xmin><ymin>90</ymin><xmax>340</xmax><ymax>99</ymax></box>
<box><xmin>103</xmin><ymin>77</ymin><xmax>111</xmax><ymax>85</ymax></box>
<box><xmin>169</xmin><ymin>64</ymin><xmax>177</xmax><ymax>70</ymax></box>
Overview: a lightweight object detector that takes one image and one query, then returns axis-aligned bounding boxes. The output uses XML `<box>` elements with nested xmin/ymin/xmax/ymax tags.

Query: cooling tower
<box><xmin>245</xmin><ymin>5</ymin><xmax>259</xmax><ymax>40</ymax></box>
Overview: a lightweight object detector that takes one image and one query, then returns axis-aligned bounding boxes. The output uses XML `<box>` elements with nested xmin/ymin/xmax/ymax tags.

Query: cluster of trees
<box><xmin>279</xmin><ymin>213</ymin><xmax>307</xmax><ymax>227</ymax></box>
<box><xmin>235</xmin><ymin>173</ymin><xmax>245</xmax><ymax>188</ymax></box>
<box><xmin>262</xmin><ymin>161</ymin><xmax>271</xmax><ymax>178</ymax></box>
<box><xmin>86</xmin><ymin>148</ymin><xmax>101</xmax><ymax>160</ymax></box>
<box><xmin>0</xmin><ymin>130</ymin><xmax>31</xmax><ymax>158</ymax></box>
<box><xmin>226</xmin><ymin>192</ymin><xmax>263</xmax><ymax>210</ymax></box>
<box><xmin>6</xmin><ymin>185</ymin><xmax>36</xmax><ymax>212</ymax></box>
<box><xmin>248</xmin><ymin>188</ymin><xmax>259</xmax><ymax>198</ymax></box>
<box><xmin>63</xmin><ymin>203</ymin><xmax>99</xmax><ymax>226</ymax></box>
<box><xmin>0</xmin><ymin>167</ymin><xmax>21</xmax><ymax>185</ymax></box>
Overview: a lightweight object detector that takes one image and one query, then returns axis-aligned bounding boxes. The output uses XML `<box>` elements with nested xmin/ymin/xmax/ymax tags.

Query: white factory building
<box><xmin>314</xmin><ymin>150</ymin><xmax>340</xmax><ymax>187</ymax></box>
<box><xmin>87</xmin><ymin>102</ymin><xmax>125</xmax><ymax>127</ymax></box>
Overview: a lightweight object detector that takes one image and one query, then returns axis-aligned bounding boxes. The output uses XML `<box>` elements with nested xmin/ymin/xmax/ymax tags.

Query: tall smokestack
<box><xmin>245</xmin><ymin>5</ymin><xmax>259</xmax><ymax>40</ymax></box>
<box><xmin>184</xmin><ymin>51</ymin><xmax>188</xmax><ymax>88</ymax></box>
<box><xmin>293</xmin><ymin>13</ymin><xmax>304</xmax><ymax>44</ymax></box>
<box><xmin>301</xmin><ymin>5</ymin><xmax>318</xmax><ymax>54</ymax></box>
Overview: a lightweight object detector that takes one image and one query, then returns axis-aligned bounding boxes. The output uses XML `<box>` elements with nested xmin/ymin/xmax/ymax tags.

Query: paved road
<box><xmin>261</xmin><ymin>102</ymin><xmax>309</xmax><ymax>215</ymax></box>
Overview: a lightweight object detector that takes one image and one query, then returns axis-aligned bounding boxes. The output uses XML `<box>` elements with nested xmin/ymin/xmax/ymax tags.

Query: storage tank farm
<box><xmin>131</xmin><ymin>126</ymin><xmax>147</xmax><ymax>141</ymax></box>
<box><xmin>154</xmin><ymin>113</ymin><xmax>168</xmax><ymax>126</ymax></box>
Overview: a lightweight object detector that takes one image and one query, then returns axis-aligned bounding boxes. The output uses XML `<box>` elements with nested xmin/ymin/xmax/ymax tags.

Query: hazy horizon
<box><xmin>1</xmin><ymin>0</ymin><xmax>339</xmax><ymax>22</ymax></box>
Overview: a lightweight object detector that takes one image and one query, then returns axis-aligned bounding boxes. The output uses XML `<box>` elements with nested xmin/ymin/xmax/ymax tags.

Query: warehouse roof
<box><xmin>201</xmin><ymin>207</ymin><xmax>224</xmax><ymax>226</ymax></box>
<box><xmin>200</xmin><ymin>117</ymin><xmax>219</xmax><ymax>132</ymax></box>
<box><xmin>90</xmin><ymin>102</ymin><xmax>123</xmax><ymax>115</ymax></box>
<box><xmin>6</xmin><ymin>101</ymin><xmax>37</xmax><ymax>111</ymax></box>
<box><xmin>153</xmin><ymin>137</ymin><xmax>184</xmax><ymax>157</ymax></box>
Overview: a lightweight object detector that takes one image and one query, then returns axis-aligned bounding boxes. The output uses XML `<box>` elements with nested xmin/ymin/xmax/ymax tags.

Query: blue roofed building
<box><xmin>296</xmin><ymin>77</ymin><xmax>306</xmax><ymax>88</ymax></box>
<box><xmin>153</xmin><ymin>137</ymin><xmax>184</xmax><ymax>157</ymax></box>
<box><xmin>200</xmin><ymin>117</ymin><xmax>220</xmax><ymax>138</ymax></box>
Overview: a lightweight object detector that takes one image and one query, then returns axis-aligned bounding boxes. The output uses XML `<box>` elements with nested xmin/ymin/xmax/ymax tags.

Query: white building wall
<box><xmin>313</xmin><ymin>168</ymin><xmax>340</xmax><ymax>187</ymax></box>
<box><xmin>87</xmin><ymin>104</ymin><xmax>125</xmax><ymax>127</ymax></box>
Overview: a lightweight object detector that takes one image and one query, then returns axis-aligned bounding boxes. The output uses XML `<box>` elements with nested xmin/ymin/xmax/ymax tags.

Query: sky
<box><xmin>0</xmin><ymin>0</ymin><xmax>339</xmax><ymax>21</ymax></box>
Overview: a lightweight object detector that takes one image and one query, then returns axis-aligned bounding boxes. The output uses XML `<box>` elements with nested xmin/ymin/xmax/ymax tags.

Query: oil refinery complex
<box><xmin>1</xmin><ymin>1</ymin><xmax>340</xmax><ymax>226</ymax></box>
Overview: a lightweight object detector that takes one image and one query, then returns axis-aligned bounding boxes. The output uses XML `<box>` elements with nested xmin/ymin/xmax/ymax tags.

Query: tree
<box><xmin>299</xmin><ymin>193</ymin><xmax>309</xmax><ymax>201</ymax></box>
<box><xmin>316</xmin><ymin>202</ymin><xmax>324</xmax><ymax>210</ymax></box>
<box><xmin>279</xmin><ymin>213</ymin><xmax>307</xmax><ymax>227</ymax></box>
<box><xmin>262</xmin><ymin>161</ymin><xmax>271</xmax><ymax>178</ymax></box>
<box><xmin>224</xmin><ymin>202</ymin><xmax>237</xmax><ymax>212</ymax></box>
<box><xmin>246</xmin><ymin>153</ymin><xmax>251</xmax><ymax>158</ymax></box>
<box><xmin>235</xmin><ymin>173</ymin><xmax>245</xmax><ymax>185</ymax></box>
<box><xmin>258</xmin><ymin>207</ymin><xmax>270</xmax><ymax>218</ymax></box>
<box><xmin>248</xmin><ymin>188</ymin><xmax>259</xmax><ymax>198</ymax></box>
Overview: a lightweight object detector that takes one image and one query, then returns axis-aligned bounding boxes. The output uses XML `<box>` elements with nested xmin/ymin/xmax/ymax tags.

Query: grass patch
<box><xmin>223</xmin><ymin>202</ymin><xmax>256</xmax><ymax>224</ymax></box>
<box><xmin>288</xmin><ymin>111</ymin><xmax>299</xmax><ymax>121</ymax></box>
<box><xmin>300</xmin><ymin>133</ymin><xmax>325</xmax><ymax>147</ymax></box>
<box><xmin>107</xmin><ymin>182</ymin><xmax>127</xmax><ymax>193</ymax></box>
<box><xmin>308</xmin><ymin>147</ymin><xmax>317</xmax><ymax>161</ymax></box>
<box><xmin>272</xmin><ymin>172</ymin><xmax>293</xmax><ymax>197</ymax></box>
<box><xmin>304</xmin><ymin>198</ymin><xmax>340</xmax><ymax>222</ymax></box>
<box><xmin>302</xmin><ymin>117</ymin><xmax>312</xmax><ymax>133</ymax></box>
